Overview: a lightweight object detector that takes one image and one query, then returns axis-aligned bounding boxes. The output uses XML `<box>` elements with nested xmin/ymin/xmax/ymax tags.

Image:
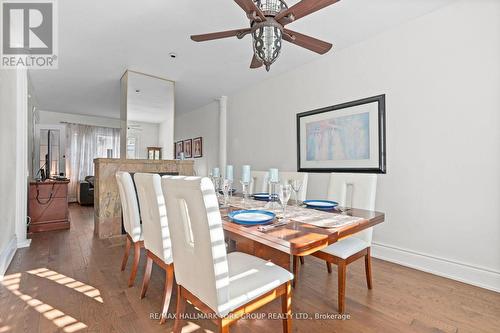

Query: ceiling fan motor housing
<box><xmin>254</xmin><ymin>0</ymin><xmax>288</xmax><ymax>16</ymax></box>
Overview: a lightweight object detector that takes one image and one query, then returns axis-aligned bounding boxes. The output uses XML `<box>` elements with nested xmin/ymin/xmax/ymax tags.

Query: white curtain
<box><xmin>66</xmin><ymin>123</ymin><xmax>120</xmax><ymax>202</ymax></box>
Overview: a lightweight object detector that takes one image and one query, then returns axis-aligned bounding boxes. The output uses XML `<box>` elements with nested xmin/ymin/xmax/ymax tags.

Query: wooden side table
<box><xmin>28</xmin><ymin>179</ymin><xmax>70</xmax><ymax>233</ymax></box>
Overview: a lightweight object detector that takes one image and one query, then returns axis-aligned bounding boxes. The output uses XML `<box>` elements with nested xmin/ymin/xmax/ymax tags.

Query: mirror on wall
<box><xmin>120</xmin><ymin>70</ymin><xmax>175</xmax><ymax>159</ymax></box>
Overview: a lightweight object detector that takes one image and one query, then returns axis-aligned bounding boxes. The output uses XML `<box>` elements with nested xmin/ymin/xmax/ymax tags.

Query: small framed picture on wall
<box><xmin>183</xmin><ymin>139</ymin><xmax>192</xmax><ymax>158</ymax></box>
<box><xmin>192</xmin><ymin>137</ymin><xmax>203</xmax><ymax>158</ymax></box>
<box><xmin>175</xmin><ymin>141</ymin><xmax>183</xmax><ymax>159</ymax></box>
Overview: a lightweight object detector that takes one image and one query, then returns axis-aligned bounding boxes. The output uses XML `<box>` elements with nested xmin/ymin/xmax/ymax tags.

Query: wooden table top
<box><xmin>222</xmin><ymin>201</ymin><xmax>385</xmax><ymax>256</ymax></box>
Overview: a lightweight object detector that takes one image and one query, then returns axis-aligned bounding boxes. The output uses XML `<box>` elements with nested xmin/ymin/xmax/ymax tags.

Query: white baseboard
<box><xmin>371</xmin><ymin>242</ymin><xmax>500</xmax><ymax>293</ymax></box>
<box><xmin>0</xmin><ymin>236</ymin><xmax>18</xmax><ymax>280</ymax></box>
<box><xmin>17</xmin><ymin>238</ymin><xmax>31</xmax><ymax>248</ymax></box>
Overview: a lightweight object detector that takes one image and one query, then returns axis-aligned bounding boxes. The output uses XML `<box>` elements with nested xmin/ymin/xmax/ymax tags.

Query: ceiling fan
<box><xmin>191</xmin><ymin>0</ymin><xmax>340</xmax><ymax>71</ymax></box>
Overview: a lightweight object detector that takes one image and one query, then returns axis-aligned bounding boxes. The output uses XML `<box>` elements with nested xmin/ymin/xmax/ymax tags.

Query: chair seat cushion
<box><xmin>320</xmin><ymin>237</ymin><xmax>369</xmax><ymax>260</ymax></box>
<box><xmin>217</xmin><ymin>252</ymin><xmax>293</xmax><ymax>316</ymax></box>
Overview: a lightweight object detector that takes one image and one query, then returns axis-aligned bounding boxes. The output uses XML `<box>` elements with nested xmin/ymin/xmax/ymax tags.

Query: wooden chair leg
<box><xmin>338</xmin><ymin>261</ymin><xmax>346</xmax><ymax>313</ymax></box>
<box><xmin>292</xmin><ymin>255</ymin><xmax>299</xmax><ymax>288</ymax></box>
<box><xmin>128</xmin><ymin>241</ymin><xmax>141</xmax><ymax>287</ymax></box>
<box><xmin>218</xmin><ymin>319</ymin><xmax>230</xmax><ymax>333</ymax></box>
<box><xmin>173</xmin><ymin>286</ymin><xmax>186</xmax><ymax>333</ymax></box>
<box><xmin>121</xmin><ymin>237</ymin><xmax>131</xmax><ymax>271</ymax></box>
<box><xmin>299</xmin><ymin>257</ymin><xmax>305</xmax><ymax>265</ymax></box>
<box><xmin>365</xmin><ymin>247</ymin><xmax>373</xmax><ymax>290</ymax></box>
<box><xmin>281</xmin><ymin>281</ymin><xmax>292</xmax><ymax>333</ymax></box>
<box><xmin>159</xmin><ymin>264</ymin><xmax>175</xmax><ymax>325</ymax></box>
<box><xmin>140</xmin><ymin>255</ymin><xmax>153</xmax><ymax>299</ymax></box>
<box><xmin>326</xmin><ymin>261</ymin><xmax>332</xmax><ymax>274</ymax></box>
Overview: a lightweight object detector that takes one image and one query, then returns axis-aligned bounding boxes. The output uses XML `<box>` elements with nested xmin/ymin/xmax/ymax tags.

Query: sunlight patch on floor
<box><xmin>27</xmin><ymin>268</ymin><xmax>103</xmax><ymax>303</ymax></box>
<box><xmin>1</xmin><ymin>271</ymin><xmax>91</xmax><ymax>332</ymax></box>
<box><xmin>183</xmin><ymin>321</ymin><xmax>215</xmax><ymax>333</ymax></box>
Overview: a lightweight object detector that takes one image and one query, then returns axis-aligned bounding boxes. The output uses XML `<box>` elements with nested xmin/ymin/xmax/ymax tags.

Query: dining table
<box><xmin>221</xmin><ymin>196</ymin><xmax>385</xmax><ymax>271</ymax></box>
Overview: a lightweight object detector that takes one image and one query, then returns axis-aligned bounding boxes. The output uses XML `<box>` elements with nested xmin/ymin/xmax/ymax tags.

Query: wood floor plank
<box><xmin>0</xmin><ymin>204</ymin><xmax>498</xmax><ymax>333</ymax></box>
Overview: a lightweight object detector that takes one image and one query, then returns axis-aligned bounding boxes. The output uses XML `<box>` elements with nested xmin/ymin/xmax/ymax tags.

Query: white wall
<box><xmin>127</xmin><ymin>121</ymin><xmax>159</xmax><ymax>159</ymax></box>
<box><xmin>37</xmin><ymin>110</ymin><xmax>121</xmax><ymax>128</ymax></box>
<box><xmin>0</xmin><ymin>69</ymin><xmax>30</xmax><ymax>277</ymax></box>
<box><xmin>174</xmin><ymin>101</ymin><xmax>219</xmax><ymax>176</ymax></box>
<box><xmin>177</xmin><ymin>1</ymin><xmax>500</xmax><ymax>291</ymax></box>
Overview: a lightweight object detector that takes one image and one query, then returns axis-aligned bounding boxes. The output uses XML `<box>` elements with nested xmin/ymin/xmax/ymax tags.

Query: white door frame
<box><xmin>16</xmin><ymin>69</ymin><xmax>31</xmax><ymax>248</ymax></box>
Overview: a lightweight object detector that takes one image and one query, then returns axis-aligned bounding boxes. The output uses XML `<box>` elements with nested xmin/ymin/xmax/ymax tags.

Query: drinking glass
<box><xmin>279</xmin><ymin>184</ymin><xmax>292</xmax><ymax>221</ymax></box>
<box><xmin>289</xmin><ymin>179</ymin><xmax>303</xmax><ymax>206</ymax></box>
<box><xmin>240</xmin><ymin>180</ymin><xmax>250</xmax><ymax>208</ymax></box>
<box><xmin>221</xmin><ymin>179</ymin><xmax>231</xmax><ymax>207</ymax></box>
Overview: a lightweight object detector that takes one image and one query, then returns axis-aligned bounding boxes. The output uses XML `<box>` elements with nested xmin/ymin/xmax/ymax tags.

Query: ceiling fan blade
<box><xmin>250</xmin><ymin>55</ymin><xmax>263</xmax><ymax>69</ymax></box>
<box><xmin>234</xmin><ymin>0</ymin><xmax>266</xmax><ymax>21</ymax></box>
<box><xmin>276</xmin><ymin>0</ymin><xmax>340</xmax><ymax>25</ymax></box>
<box><xmin>191</xmin><ymin>28</ymin><xmax>251</xmax><ymax>42</ymax></box>
<box><xmin>283</xmin><ymin>29</ymin><xmax>333</xmax><ymax>54</ymax></box>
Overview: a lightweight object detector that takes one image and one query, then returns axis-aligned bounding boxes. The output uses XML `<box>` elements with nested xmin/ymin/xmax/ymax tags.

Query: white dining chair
<box><xmin>134</xmin><ymin>173</ymin><xmax>174</xmax><ymax>324</ymax></box>
<box><xmin>250</xmin><ymin>170</ymin><xmax>269</xmax><ymax>194</ymax></box>
<box><xmin>296</xmin><ymin>173</ymin><xmax>377</xmax><ymax>313</ymax></box>
<box><xmin>116</xmin><ymin>171</ymin><xmax>143</xmax><ymax>287</ymax></box>
<box><xmin>161</xmin><ymin>176</ymin><xmax>294</xmax><ymax>333</ymax></box>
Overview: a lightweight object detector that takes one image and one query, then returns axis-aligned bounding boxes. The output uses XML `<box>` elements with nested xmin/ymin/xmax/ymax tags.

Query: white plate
<box><xmin>305</xmin><ymin>201</ymin><xmax>336</xmax><ymax>207</ymax></box>
<box><xmin>234</xmin><ymin>212</ymin><xmax>272</xmax><ymax>222</ymax></box>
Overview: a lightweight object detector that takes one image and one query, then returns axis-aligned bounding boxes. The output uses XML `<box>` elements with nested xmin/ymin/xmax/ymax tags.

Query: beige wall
<box><xmin>174</xmin><ymin>101</ymin><xmax>219</xmax><ymax>176</ymax></box>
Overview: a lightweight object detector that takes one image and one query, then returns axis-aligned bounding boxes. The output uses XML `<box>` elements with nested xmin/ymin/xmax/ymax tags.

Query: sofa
<box><xmin>77</xmin><ymin>176</ymin><xmax>94</xmax><ymax>205</ymax></box>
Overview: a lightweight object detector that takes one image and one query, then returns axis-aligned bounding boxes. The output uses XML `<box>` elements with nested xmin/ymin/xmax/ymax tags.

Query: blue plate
<box><xmin>228</xmin><ymin>210</ymin><xmax>275</xmax><ymax>225</ymax></box>
<box><xmin>219</xmin><ymin>188</ymin><xmax>237</xmax><ymax>195</ymax></box>
<box><xmin>303</xmin><ymin>200</ymin><xmax>339</xmax><ymax>210</ymax></box>
<box><xmin>252</xmin><ymin>193</ymin><xmax>278</xmax><ymax>201</ymax></box>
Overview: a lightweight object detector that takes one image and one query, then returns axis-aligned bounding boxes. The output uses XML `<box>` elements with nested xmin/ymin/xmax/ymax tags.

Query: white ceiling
<box><xmin>126</xmin><ymin>71</ymin><xmax>174</xmax><ymax>123</ymax></box>
<box><xmin>29</xmin><ymin>0</ymin><xmax>455</xmax><ymax>118</ymax></box>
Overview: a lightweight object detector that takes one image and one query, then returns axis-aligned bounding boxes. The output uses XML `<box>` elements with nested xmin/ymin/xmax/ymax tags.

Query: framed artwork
<box><xmin>175</xmin><ymin>141</ymin><xmax>183</xmax><ymax>159</ymax></box>
<box><xmin>192</xmin><ymin>137</ymin><xmax>203</xmax><ymax>158</ymax></box>
<box><xmin>297</xmin><ymin>95</ymin><xmax>386</xmax><ymax>173</ymax></box>
<box><xmin>147</xmin><ymin>147</ymin><xmax>161</xmax><ymax>160</ymax></box>
<box><xmin>183</xmin><ymin>139</ymin><xmax>192</xmax><ymax>158</ymax></box>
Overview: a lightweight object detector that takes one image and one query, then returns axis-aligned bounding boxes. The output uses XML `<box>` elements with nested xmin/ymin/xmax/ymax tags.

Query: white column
<box><xmin>16</xmin><ymin>69</ymin><xmax>31</xmax><ymax>248</ymax></box>
<box><xmin>218</xmin><ymin>96</ymin><xmax>228</xmax><ymax>175</ymax></box>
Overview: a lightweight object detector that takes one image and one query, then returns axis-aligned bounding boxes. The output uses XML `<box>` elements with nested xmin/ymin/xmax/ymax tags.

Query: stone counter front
<box><xmin>93</xmin><ymin>158</ymin><xmax>194</xmax><ymax>239</ymax></box>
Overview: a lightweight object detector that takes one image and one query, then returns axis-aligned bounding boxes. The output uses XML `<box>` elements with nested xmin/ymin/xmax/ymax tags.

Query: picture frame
<box><xmin>192</xmin><ymin>137</ymin><xmax>203</xmax><ymax>158</ymax></box>
<box><xmin>297</xmin><ymin>95</ymin><xmax>386</xmax><ymax>173</ymax></box>
<box><xmin>175</xmin><ymin>141</ymin><xmax>183</xmax><ymax>159</ymax></box>
<box><xmin>183</xmin><ymin>139</ymin><xmax>192</xmax><ymax>158</ymax></box>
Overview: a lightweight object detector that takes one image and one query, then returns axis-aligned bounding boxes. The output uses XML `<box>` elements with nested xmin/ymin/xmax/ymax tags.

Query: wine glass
<box><xmin>279</xmin><ymin>184</ymin><xmax>292</xmax><ymax>221</ymax></box>
<box><xmin>289</xmin><ymin>179</ymin><xmax>303</xmax><ymax>206</ymax></box>
<box><xmin>211</xmin><ymin>176</ymin><xmax>221</xmax><ymax>202</ymax></box>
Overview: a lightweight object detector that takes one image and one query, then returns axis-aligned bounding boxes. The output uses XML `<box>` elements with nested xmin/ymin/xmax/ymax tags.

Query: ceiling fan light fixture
<box><xmin>252</xmin><ymin>24</ymin><xmax>282</xmax><ymax>71</ymax></box>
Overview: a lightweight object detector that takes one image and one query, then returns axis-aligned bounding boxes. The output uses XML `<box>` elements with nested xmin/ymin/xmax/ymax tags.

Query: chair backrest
<box><xmin>250</xmin><ymin>170</ymin><xmax>269</xmax><ymax>194</ymax></box>
<box><xmin>161</xmin><ymin>176</ymin><xmax>229</xmax><ymax>314</ymax></box>
<box><xmin>115</xmin><ymin>172</ymin><xmax>142</xmax><ymax>242</ymax></box>
<box><xmin>134</xmin><ymin>173</ymin><xmax>173</xmax><ymax>264</ymax></box>
<box><xmin>278</xmin><ymin>171</ymin><xmax>309</xmax><ymax>202</ymax></box>
<box><xmin>327</xmin><ymin>173</ymin><xmax>377</xmax><ymax>244</ymax></box>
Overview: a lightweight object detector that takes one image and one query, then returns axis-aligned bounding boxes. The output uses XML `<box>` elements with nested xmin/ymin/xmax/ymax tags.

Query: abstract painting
<box><xmin>297</xmin><ymin>95</ymin><xmax>386</xmax><ymax>173</ymax></box>
<box><xmin>305</xmin><ymin>112</ymin><xmax>370</xmax><ymax>161</ymax></box>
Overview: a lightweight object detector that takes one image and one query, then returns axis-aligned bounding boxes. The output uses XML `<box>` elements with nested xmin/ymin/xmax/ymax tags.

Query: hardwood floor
<box><xmin>1</xmin><ymin>204</ymin><xmax>499</xmax><ymax>333</ymax></box>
